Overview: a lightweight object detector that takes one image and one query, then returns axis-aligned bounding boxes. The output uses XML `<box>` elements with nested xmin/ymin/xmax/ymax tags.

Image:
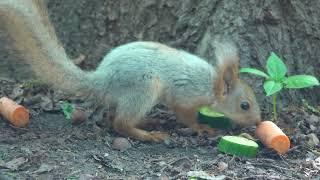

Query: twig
<box><xmin>160</xmin><ymin>156</ymin><xmax>191</xmax><ymax>173</ymax></box>
<box><xmin>8</xmin><ymin>124</ymin><xmax>29</xmax><ymax>131</ymax></box>
<box><xmin>279</xmin><ymin>155</ymin><xmax>290</xmax><ymax>167</ymax></box>
<box><xmin>286</xmin><ymin>145</ymin><xmax>302</xmax><ymax>153</ymax></box>
<box><xmin>250</xmin><ymin>162</ymin><xmax>294</xmax><ymax>172</ymax></box>
<box><xmin>238</xmin><ymin>175</ymin><xmax>281</xmax><ymax>180</ymax></box>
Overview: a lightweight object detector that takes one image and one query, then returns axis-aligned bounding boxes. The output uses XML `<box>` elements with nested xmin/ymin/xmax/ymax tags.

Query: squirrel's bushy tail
<box><xmin>0</xmin><ymin>0</ymin><xmax>91</xmax><ymax>96</ymax></box>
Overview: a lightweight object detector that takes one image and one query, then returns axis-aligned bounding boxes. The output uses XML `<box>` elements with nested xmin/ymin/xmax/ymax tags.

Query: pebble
<box><xmin>112</xmin><ymin>137</ymin><xmax>132</xmax><ymax>151</ymax></box>
<box><xmin>217</xmin><ymin>161</ymin><xmax>228</xmax><ymax>171</ymax></box>
<box><xmin>72</xmin><ymin>108</ymin><xmax>87</xmax><ymax>125</ymax></box>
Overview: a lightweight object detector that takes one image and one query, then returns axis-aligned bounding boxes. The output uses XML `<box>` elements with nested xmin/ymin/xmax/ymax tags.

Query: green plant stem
<box><xmin>272</xmin><ymin>94</ymin><xmax>277</xmax><ymax>121</ymax></box>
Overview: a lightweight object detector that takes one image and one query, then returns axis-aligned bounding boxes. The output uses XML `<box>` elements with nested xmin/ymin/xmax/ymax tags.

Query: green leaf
<box><xmin>240</xmin><ymin>68</ymin><xmax>269</xmax><ymax>78</ymax></box>
<box><xmin>266</xmin><ymin>52</ymin><xmax>287</xmax><ymax>81</ymax></box>
<box><xmin>284</xmin><ymin>75</ymin><xmax>320</xmax><ymax>89</ymax></box>
<box><xmin>60</xmin><ymin>102</ymin><xmax>75</xmax><ymax>120</ymax></box>
<box><xmin>263</xmin><ymin>80</ymin><xmax>283</xmax><ymax>96</ymax></box>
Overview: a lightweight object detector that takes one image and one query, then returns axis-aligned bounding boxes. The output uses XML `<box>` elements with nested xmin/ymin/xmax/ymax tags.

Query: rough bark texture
<box><xmin>0</xmin><ymin>0</ymin><xmax>319</xmax><ymax>109</ymax></box>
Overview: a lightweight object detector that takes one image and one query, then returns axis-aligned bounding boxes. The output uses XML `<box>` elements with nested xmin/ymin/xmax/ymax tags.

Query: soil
<box><xmin>0</xmin><ymin>80</ymin><xmax>319</xmax><ymax>180</ymax></box>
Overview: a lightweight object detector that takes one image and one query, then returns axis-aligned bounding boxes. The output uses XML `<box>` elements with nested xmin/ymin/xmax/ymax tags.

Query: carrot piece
<box><xmin>0</xmin><ymin>97</ymin><xmax>29</xmax><ymax>127</ymax></box>
<box><xmin>255</xmin><ymin>121</ymin><xmax>290</xmax><ymax>154</ymax></box>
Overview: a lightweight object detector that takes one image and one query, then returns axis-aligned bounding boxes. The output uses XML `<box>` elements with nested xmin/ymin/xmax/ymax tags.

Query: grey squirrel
<box><xmin>0</xmin><ymin>0</ymin><xmax>261</xmax><ymax>142</ymax></box>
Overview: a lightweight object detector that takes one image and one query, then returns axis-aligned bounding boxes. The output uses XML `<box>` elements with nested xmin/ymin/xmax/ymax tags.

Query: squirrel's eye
<box><xmin>240</xmin><ymin>101</ymin><xmax>250</xmax><ymax>110</ymax></box>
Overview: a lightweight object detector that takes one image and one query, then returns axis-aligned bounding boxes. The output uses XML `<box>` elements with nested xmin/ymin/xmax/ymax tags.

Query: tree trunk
<box><xmin>0</xmin><ymin>0</ymin><xmax>319</xmax><ymax>110</ymax></box>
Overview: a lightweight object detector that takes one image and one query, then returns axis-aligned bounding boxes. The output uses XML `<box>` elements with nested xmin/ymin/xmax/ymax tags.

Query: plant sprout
<box><xmin>60</xmin><ymin>102</ymin><xmax>75</xmax><ymax>120</ymax></box>
<box><xmin>240</xmin><ymin>52</ymin><xmax>319</xmax><ymax>121</ymax></box>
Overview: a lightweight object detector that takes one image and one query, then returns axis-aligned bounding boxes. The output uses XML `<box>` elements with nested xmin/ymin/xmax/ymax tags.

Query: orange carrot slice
<box><xmin>255</xmin><ymin>121</ymin><xmax>290</xmax><ymax>154</ymax></box>
<box><xmin>0</xmin><ymin>97</ymin><xmax>29</xmax><ymax>127</ymax></box>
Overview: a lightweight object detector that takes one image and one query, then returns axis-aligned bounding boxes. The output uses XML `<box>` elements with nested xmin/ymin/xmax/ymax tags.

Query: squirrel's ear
<box><xmin>212</xmin><ymin>39</ymin><xmax>240</xmax><ymax>100</ymax></box>
<box><xmin>214</xmin><ymin>59</ymin><xmax>239</xmax><ymax>100</ymax></box>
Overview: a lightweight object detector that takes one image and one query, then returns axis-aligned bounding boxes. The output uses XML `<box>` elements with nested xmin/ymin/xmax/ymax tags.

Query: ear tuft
<box><xmin>212</xmin><ymin>37</ymin><xmax>240</xmax><ymax>100</ymax></box>
<box><xmin>212</xmin><ymin>38</ymin><xmax>239</xmax><ymax>66</ymax></box>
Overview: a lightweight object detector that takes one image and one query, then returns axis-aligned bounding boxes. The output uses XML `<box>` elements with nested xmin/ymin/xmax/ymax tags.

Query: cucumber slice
<box><xmin>218</xmin><ymin>136</ymin><xmax>259</xmax><ymax>158</ymax></box>
<box><xmin>198</xmin><ymin>106</ymin><xmax>225</xmax><ymax>117</ymax></box>
<box><xmin>198</xmin><ymin>106</ymin><xmax>232</xmax><ymax>129</ymax></box>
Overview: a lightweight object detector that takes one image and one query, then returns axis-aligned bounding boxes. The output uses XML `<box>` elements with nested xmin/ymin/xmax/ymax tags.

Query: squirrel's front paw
<box><xmin>197</xmin><ymin>125</ymin><xmax>216</xmax><ymax>137</ymax></box>
<box><xmin>149</xmin><ymin>131</ymin><xmax>169</xmax><ymax>142</ymax></box>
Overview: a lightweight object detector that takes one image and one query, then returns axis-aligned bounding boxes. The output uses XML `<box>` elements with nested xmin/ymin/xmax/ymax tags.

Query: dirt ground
<box><xmin>0</xmin><ymin>80</ymin><xmax>319</xmax><ymax>180</ymax></box>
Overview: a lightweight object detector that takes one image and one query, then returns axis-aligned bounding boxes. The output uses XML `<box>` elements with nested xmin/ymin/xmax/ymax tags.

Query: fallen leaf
<box><xmin>11</xmin><ymin>86</ymin><xmax>24</xmax><ymax>99</ymax></box>
<box><xmin>92</xmin><ymin>154</ymin><xmax>124</xmax><ymax>172</ymax></box>
<box><xmin>32</xmin><ymin>164</ymin><xmax>55</xmax><ymax>174</ymax></box>
<box><xmin>79</xmin><ymin>174</ymin><xmax>97</xmax><ymax>180</ymax></box>
<box><xmin>187</xmin><ymin>171</ymin><xmax>226</xmax><ymax>180</ymax></box>
<box><xmin>40</xmin><ymin>96</ymin><xmax>53</xmax><ymax>111</ymax></box>
<box><xmin>0</xmin><ymin>157</ymin><xmax>28</xmax><ymax>171</ymax></box>
<box><xmin>306</xmin><ymin>133</ymin><xmax>320</xmax><ymax>147</ymax></box>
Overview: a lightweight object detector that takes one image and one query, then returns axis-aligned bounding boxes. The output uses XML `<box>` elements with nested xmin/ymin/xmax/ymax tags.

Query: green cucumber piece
<box><xmin>198</xmin><ymin>106</ymin><xmax>224</xmax><ymax>117</ymax></box>
<box><xmin>198</xmin><ymin>106</ymin><xmax>232</xmax><ymax>129</ymax></box>
<box><xmin>218</xmin><ymin>136</ymin><xmax>259</xmax><ymax>158</ymax></box>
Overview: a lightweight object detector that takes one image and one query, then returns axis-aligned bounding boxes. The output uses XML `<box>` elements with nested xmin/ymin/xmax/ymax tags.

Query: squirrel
<box><xmin>0</xmin><ymin>0</ymin><xmax>261</xmax><ymax>142</ymax></box>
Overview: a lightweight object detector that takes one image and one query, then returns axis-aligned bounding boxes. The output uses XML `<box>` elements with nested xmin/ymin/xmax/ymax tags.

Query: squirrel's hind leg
<box><xmin>113</xmin><ymin>104</ymin><xmax>169</xmax><ymax>142</ymax></box>
<box><xmin>112</xmin><ymin>81</ymin><xmax>169</xmax><ymax>142</ymax></box>
<box><xmin>113</xmin><ymin>116</ymin><xmax>168</xmax><ymax>142</ymax></box>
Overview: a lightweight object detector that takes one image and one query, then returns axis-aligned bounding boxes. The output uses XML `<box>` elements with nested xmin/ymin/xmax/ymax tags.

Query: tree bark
<box><xmin>0</xmin><ymin>0</ymin><xmax>319</xmax><ymax>109</ymax></box>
